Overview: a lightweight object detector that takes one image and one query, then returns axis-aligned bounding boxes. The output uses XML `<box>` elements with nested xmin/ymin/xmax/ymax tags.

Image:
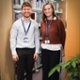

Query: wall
<box><xmin>0</xmin><ymin>1</ymin><xmax>1</xmax><ymax>79</ymax></box>
<box><xmin>0</xmin><ymin>0</ymin><xmax>15</xmax><ymax>80</ymax></box>
<box><xmin>65</xmin><ymin>0</ymin><xmax>80</xmax><ymax>60</ymax></box>
<box><xmin>0</xmin><ymin>2</ymin><xmax>1</xmax><ymax>78</ymax></box>
<box><xmin>0</xmin><ymin>1</ymin><xmax>2</xmax><ymax>80</ymax></box>
<box><xmin>62</xmin><ymin>1</ymin><xmax>80</xmax><ymax>79</ymax></box>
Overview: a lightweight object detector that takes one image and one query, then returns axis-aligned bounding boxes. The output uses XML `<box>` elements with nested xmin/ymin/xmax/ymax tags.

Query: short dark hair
<box><xmin>21</xmin><ymin>2</ymin><xmax>32</xmax><ymax>9</ymax></box>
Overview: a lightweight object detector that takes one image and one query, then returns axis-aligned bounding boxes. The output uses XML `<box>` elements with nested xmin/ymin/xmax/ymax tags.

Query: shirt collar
<box><xmin>45</xmin><ymin>16</ymin><xmax>57</xmax><ymax>21</ymax></box>
<box><xmin>22</xmin><ymin>17</ymin><xmax>31</xmax><ymax>23</ymax></box>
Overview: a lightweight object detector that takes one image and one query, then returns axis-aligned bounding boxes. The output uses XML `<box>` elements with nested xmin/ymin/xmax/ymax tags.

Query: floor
<box><xmin>32</xmin><ymin>68</ymin><xmax>65</xmax><ymax>80</ymax></box>
<box><xmin>21</xmin><ymin>67</ymin><xmax>65</xmax><ymax>80</ymax></box>
<box><xmin>24</xmin><ymin>68</ymin><xmax>42</xmax><ymax>80</ymax></box>
<box><xmin>33</xmin><ymin>68</ymin><xmax>42</xmax><ymax>80</ymax></box>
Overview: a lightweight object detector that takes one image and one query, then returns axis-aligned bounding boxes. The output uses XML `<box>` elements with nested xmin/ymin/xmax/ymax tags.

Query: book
<box><xmin>14</xmin><ymin>10</ymin><xmax>22</xmax><ymax>21</ymax></box>
<box><xmin>32</xmin><ymin>0</ymin><xmax>36</xmax><ymax>8</ymax></box>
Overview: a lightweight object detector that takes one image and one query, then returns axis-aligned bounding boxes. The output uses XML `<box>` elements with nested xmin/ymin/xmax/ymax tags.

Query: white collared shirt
<box><xmin>10</xmin><ymin>17</ymin><xmax>40</xmax><ymax>55</ymax></box>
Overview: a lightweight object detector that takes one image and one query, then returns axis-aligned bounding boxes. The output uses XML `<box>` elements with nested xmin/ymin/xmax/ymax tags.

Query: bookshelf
<box><xmin>13</xmin><ymin>0</ymin><xmax>65</xmax><ymax>23</ymax></box>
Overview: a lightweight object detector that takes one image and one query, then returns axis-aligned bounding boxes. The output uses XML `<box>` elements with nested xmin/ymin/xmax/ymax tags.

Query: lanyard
<box><xmin>21</xmin><ymin>18</ymin><xmax>31</xmax><ymax>35</ymax></box>
<box><xmin>46</xmin><ymin>20</ymin><xmax>53</xmax><ymax>36</ymax></box>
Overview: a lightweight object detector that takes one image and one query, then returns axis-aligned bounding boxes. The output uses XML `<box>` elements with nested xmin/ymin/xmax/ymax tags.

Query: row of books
<box><xmin>13</xmin><ymin>0</ymin><xmax>63</xmax><ymax>24</ymax></box>
<box><xmin>13</xmin><ymin>0</ymin><xmax>49</xmax><ymax>8</ymax></box>
<box><xmin>13</xmin><ymin>0</ymin><xmax>63</xmax><ymax>13</ymax></box>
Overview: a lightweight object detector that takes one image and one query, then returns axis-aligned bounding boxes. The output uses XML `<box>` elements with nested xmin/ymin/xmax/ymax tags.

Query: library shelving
<box><xmin>13</xmin><ymin>0</ymin><xmax>64</xmax><ymax>23</ymax></box>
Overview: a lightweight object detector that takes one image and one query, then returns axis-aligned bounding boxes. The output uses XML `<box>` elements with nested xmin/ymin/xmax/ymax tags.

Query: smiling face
<box><xmin>21</xmin><ymin>6</ymin><xmax>32</xmax><ymax>18</ymax></box>
<box><xmin>42</xmin><ymin>2</ymin><xmax>56</xmax><ymax>21</ymax></box>
<box><xmin>44</xmin><ymin>4</ymin><xmax>53</xmax><ymax>19</ymax></box>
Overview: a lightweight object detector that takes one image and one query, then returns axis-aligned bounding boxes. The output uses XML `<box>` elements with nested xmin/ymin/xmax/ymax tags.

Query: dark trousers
<box><xmin>42</xmin><ymin>49</ymin><xmax>60</xmax><ymax>80</ymax></box>
<box><xmin>16</xmin><ymin>48</ymin><xmax>35</xmax><ymax>80</ymax></box>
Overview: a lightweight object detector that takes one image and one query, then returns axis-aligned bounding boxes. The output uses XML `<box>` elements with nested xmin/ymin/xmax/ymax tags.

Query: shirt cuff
<box><xmin>11</xmin><ymin>49</ymin><xmax>17</xmax><ymax>56</ymax></box>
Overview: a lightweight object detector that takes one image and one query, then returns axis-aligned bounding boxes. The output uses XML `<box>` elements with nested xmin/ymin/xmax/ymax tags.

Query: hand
<box><xmin>34</xmin><ymin>53</ymin><xmax>38</xmax><ymax>60</ymax></box>
<box><xmin>61</xmin><ymin>50</ymin><xmax>65</xmax><ymax>56</ymax></box>
<box><xmin>12</xmin><ymin>54</ymin><xmax>19</xmax><ymax>62</ymax></box>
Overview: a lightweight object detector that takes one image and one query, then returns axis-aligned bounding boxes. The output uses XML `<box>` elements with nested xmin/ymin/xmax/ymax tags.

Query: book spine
<box><xmin>32</xmin><ymin>0</ymin><xmax>36</xmax><ymax>8</ymax></box>
<box><xmin>20</xmin><ymin>0</ymin><xmax>23</xmax><ymax>5</ymax></box>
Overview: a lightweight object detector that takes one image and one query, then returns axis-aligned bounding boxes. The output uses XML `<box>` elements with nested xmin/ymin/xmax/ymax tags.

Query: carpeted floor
<box><xmin>33</xmin><ymin>68</ymin><xmax>42</xmax><ymax>80</ymax></box>
<box><xmin>24</xmin><ymin>68</ymin><xmax>42</xmax><ymax>80</ymax></box>
<box><xmin>24</xmin><ymin>67</ymin><xmax>65</xmax><ymax>80</ymax></box>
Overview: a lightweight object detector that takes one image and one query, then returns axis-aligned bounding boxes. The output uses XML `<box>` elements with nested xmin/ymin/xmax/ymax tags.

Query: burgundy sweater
<box><xmin>40</xmin><ymin>17</ymin><xmax>66</xmax><ymax>49</ymax></box>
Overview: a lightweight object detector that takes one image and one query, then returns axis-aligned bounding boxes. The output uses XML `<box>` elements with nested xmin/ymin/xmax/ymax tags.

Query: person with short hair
<box><xmin>10</xmin><ymin>2</ymin><xmax>40</xmax><ymax>80</ymax></box>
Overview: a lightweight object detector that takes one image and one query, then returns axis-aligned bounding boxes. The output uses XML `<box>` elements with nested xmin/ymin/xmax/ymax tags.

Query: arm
<box><xmin>34</xmin><ymin>23</ymin><xmax>40</xmax><ymax>60</ymax></box>
<box><xmin>10</xmin><ymin>22</ymin><xmax>19</xmax><ymax>61</ymax></box>
<box><xmin>59</xmin><ymin>20</ymin><xmax>66</xmax><ymax>50</ymax></box>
